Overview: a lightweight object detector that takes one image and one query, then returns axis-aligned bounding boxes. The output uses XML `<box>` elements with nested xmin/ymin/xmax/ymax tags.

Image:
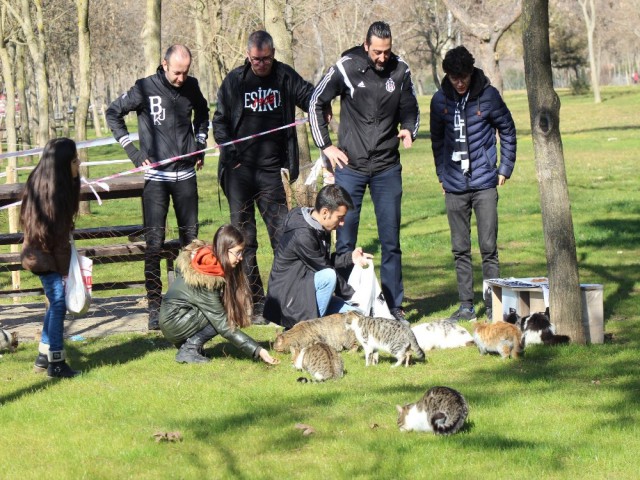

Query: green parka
<box><xmin>159</xmin><ymin>247</ymin><xmax>261</xmax><ymax>358</ymax></box>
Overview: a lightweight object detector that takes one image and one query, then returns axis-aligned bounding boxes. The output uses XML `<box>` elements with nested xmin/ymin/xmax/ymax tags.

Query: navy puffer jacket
<box><xmin>430</xmin><ymin>68</ymin><xmax>516</xmax><ymax>193</ymax></box>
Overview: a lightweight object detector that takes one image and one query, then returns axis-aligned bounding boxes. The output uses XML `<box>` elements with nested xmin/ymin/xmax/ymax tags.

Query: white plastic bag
<box><xmin>65</xmin><ymin>238</ymin><xmax>92</xmax><ymax>316</ymax></box>
<box><xmin>347</xmin><ymin>259</ymin><xmax>393</xmax><ymax>319</ymax></box>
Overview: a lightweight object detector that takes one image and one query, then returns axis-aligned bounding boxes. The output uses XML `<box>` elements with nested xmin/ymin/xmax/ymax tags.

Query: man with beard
<box><xmin>309</xmin><ymin>21</ymin><xmax>419</xmax><ymax>325</ymax></box>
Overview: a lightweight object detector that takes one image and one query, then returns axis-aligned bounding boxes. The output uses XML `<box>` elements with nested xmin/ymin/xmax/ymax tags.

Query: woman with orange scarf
<box><xmin>159</xmin><ymin>224</ymin><xmax>279</xmax><ymax>364</ymax></box>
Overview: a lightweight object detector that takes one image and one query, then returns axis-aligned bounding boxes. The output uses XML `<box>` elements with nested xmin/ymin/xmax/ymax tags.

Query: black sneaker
<box><xmin>47</xmin><ymin>361</ymin><xmax>81</xmax><ymax>378</ymax></box>
<box><xmin>390</xmin><ymin>308</ymin><xmax>411</xmax><ymax>327</ymax></box>
<box><xmin>33</xmin><ymin>353</ymin><xmax>49</xmax><ymax>373</ymax></box>
<box><xmin>448</xmin><ymin>306</ymin><xmax>477</xmax><ymax>323</ymax></box>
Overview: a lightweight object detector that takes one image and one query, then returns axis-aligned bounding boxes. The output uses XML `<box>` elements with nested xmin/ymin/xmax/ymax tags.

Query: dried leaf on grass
<box><xmin>153</xmin><ymin>431</ymin><xmax>183</xmax><ymax>443</ymax></box>
<box><xmin>294</xmin><ymin>423</ymin><xmax>316</xmax><ymax>436</ymax></box>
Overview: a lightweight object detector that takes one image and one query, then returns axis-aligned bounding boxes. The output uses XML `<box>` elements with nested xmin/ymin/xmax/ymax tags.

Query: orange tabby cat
<box><xmin>473</xmin><ymin>321</ymin><xmax>522</xmax><ymax>359</ymax></box>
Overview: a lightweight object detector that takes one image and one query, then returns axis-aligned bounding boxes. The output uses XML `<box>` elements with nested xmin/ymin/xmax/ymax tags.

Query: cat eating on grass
<box><xmin>345</xmin><ymin>311</ymin><xmax>425</xmax><ymax>367</ymax></box>
<box><xmin>291</xmin><ymin>342</ymin><xmax>344</xmax><ymax>382</ymax></box>
<box><xmin>397</xmin><ymin>386</ymin><xmax>468</xmax><ymax>435</ymax></box>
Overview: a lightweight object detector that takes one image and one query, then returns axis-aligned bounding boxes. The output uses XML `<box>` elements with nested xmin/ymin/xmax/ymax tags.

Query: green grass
<box><xmin>1</xmin><ymin>86</ymin><xmax>640</xmax><ymax>478</ymax></box>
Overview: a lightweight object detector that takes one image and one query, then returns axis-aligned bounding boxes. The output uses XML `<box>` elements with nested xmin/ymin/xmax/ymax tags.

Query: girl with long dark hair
<box><xmin>20</xmin><ymin>137</ymin><xmax>81</xmax><ymax>378</ymax></box>
<box><xmin>159</xmin><ymin>224</ymin><xmax>279</xmax><ymax>364</ymax></box>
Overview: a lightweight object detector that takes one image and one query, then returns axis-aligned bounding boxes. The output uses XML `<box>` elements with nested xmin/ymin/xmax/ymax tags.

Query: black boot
<box><xmin>47</xmin><ymin>351</ymin><xmax>80</xmax><ymax>378</ymax></box>
<box><xmin>33</xmin><ymin>353</ymin><xmax>48</xmax><ymax>373</ymax></box>
<box><xmin>175</xmin><ymin>325</ymin><xmax>216</xmax><ymax>364</ymax></box>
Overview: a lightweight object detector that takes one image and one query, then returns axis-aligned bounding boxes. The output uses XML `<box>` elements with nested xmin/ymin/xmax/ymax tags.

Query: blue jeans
<box><xmin>335</xmin><ymin>164</ymin><xmax>403</xmax><ymax>310</ymax></box>
<box><xmin>445</xmin><ymin>188</ymin><xmax>499</xmax><ymax>307</ymax></box>
<box><xmin>39</xmin><ymin>272</ymin><xmax>66</xmax><ymax>351</ymax></box>
<box><xmin>314</xmin><ymin>269</ymin><xmax>356</xmax><ymax>317</ymax></box>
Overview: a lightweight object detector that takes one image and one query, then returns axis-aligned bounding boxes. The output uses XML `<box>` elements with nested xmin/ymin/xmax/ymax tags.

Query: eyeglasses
<box><xmin>249</xmin><ymin>55</ymin><xmax>273</xmax><ymax>65</ymax></box>
<box><xmin>228</xmin><ymin>249</ymin><xmax>244</xmax><ymax>260</ymax></box>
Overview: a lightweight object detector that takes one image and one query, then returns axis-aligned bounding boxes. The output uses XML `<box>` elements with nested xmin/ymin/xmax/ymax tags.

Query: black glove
<box><xmin>124</xmin><ymin>143</ymin><xmax>147</xmax><ymax>167</ymax></box>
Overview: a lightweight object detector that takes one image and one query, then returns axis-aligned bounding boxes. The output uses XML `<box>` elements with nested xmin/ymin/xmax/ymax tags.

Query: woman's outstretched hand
<box><xmin>259</xmin><ymin>348</ymin><xmax>280</xmax><ymax>365</ymax></box>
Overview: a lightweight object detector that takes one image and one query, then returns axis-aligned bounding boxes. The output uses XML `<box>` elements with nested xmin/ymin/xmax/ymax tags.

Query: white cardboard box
<box><xmin>485</xmin><ymin>277</ymin><xmax>604</xmax><ymax>344</ymax></box>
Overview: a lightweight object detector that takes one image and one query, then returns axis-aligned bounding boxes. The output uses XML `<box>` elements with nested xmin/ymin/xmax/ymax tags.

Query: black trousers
<box><xmin>143</xmin><ymin>176</ymin><xmax>199</xmax><ymax>308</ymax></box>
<box><xmin>222</xmin><ymin>164</ymin><xmax>288</xmax><ymax>307</ymax></box>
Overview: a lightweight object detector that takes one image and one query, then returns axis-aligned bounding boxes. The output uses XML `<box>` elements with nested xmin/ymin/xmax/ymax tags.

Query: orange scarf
<box><xmin>191</xmin><ymin>247</ymin><xmax>225</xmax><ymax>277</ymax></box>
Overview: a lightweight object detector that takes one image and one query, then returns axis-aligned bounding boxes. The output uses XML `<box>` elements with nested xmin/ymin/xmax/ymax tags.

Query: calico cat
<box><xmin>473</xmin><ymin>321</ymin><xmax>522</xmax><ymax>359</ymax></box>
<box><xmin>291</xmin><ymin>342</ymin><xmax>344</xmax><ymax>382</ymax></box>
<box><xmin>273</xmin><ymin>313</ymin><xmax>358</xmax><ymax>353</ymax></box>
<box><xmin>344</xmin><ymin>311</ymin><xmax>425</xmax><ymax>367</ymax></box>
<box><xmin>397</xmin><ymin>386</ymin><xmax>468</xmax><ymax>435</ymax></box>
<box><xmin>0</xmin><ymin>328</ymin><xmax>18</xmax><ymax>353</ymax></box>
<box><xmin>504</xmin><ymin>308</ymin><xmax>570</xmax><ymax>346</ymax></box>
<box><xmin>412</xmin><ymin>320</ymin><xmax>475</xmax><ymax>351</ymax></box>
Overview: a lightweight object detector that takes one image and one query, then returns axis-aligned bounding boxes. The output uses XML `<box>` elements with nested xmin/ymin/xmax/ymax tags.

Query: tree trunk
<box><xmin>15</xmin><ymin>44</ymin><xmax>31</xmax><ymax>150</ymax></box>
<box><xmin>75</xmin><ymin>0</ymin><xmax>91</xmax><ymax>215</ymax></box>
<box><xmin>142</xmin><ymin>0</ymin><xmax>162</xmax><ymax>76</ymax></box>
<box><xmin>263</xmin><ymin>0</ymin><xmax>315</xmax><ymax>207</ymax></box>
<box><xmin>578</xmin><ymin>0</ymin><xmax>601</xmax><ymax>103</ymax></box>
<box><xmin>0</xmin><ymin>13</ymin><xmax>21</xmax><ymax>292</ymax></box>
<box><xmin>522</xmin><ymin>0</ymin><xmax>586</xmax><ymax>343</ymax></box>
<box><xmin>11</xmin><ymin>0</ymin><xmax>50</xmax><ymax>146</ymax></box>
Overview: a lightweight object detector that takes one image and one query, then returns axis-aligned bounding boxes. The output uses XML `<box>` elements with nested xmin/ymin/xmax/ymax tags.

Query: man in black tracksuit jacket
<box><xmin>309</xmin><ymin>21</ymin><xmax>420</xmax><ymax>324</ymax></box>
<box><xmin>106</xmin><ymin>44</ymin><xmax>209</xmax><ymax>330</ymax></box>
<box><xmin>212</xmin><ymin>30</ymin><xmax>314</xmax><ymax>324</ymax></box>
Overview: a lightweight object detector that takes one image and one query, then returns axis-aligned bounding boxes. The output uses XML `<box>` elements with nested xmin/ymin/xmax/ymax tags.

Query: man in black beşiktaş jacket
<box><xmin>309</xmin><ymin>21</ymin><xmax>420</xmax><ymax>325</ymax></box>
<box><xmin>212</xmin><ymin>30</ymin><xmax>315</xmax><ymax>324</ymax></box>
<box><xmin>106</xmin><ymin>44</ymin><xmax>209</xmax><ymax>330</ymax></box>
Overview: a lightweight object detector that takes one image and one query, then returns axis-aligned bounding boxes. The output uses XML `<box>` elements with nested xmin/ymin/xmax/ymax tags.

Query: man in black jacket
<box><xmin>309</xmin><ymin>21</ymin><xmax>420</xmax><ymax>324</ymax></box>
<box><xmin>106</xmin><ymin>44</ymin><xmax>209</xmax><ymax>330</ymax></box>
<box><xmin>212</xmin><ymin>30</ymin><xmax>315</xmax><ymax>324</ymax></box>
<box><xmin>263</xmin><ymin>185</ymin><xmax>371</xmax><ymax>329</ymax></box>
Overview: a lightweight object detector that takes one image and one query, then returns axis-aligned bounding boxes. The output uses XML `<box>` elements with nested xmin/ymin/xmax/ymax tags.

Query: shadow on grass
<box><xmin>205</xmin><ymin>340</ymin><xmax>273</xmax><ymax>360</ymax></box>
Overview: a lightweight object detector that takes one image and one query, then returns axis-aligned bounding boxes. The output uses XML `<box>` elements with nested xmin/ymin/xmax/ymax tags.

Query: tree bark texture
<box><xmin>142</xmin><ymin>0</ymin><xmax>161</xmax><ymax>76</ymax></box>
<box><xmin>76</xmin><ymin>0</ymin><xmax>92</xmax><ymax>215</ymax></box>
<box><xmin>522</xmin><ymin>0</ymin><xmax>586</xmax><ymax>343</ymax></box>
<box><xmin>263</xmin><ymin>0</ymin><xmax>315</xmax><ymax>207</ymax></box>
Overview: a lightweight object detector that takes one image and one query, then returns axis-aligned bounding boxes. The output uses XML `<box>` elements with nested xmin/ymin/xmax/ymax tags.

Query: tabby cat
<box><xmin>344</xmin><ymin>311</ymin><xmax>425</xmax><ymax>367</ymax></box>
<box><xmin>397</xmin><ymin>386</ymin><xmax>468</xmax><ymax>435</ymax></box>
<box><xmin>0</xmin><ymin>328</ymin><xmax>18</xmax><ymax>353</ymax></box>
<box><xmin>273</xmin><ymin>313</ymin><xmax>358</xmax><ymax>353</ymax></box>
<box><xmin>291</xmin><ymin>342</ymin><xmax>344</xmax><ymax>382</ymax></box>
<box><xmin>473</xmin><ymin>321</ymin><xmax>522</xmax><ymax>359</ymax></box>
<box><xmin>412</xmin><ymin>320</ymin><xmax>475</xmax><ymax>351</ymax></box>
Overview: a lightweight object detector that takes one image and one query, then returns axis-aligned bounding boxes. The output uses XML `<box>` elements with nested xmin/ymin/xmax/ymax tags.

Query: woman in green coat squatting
<box><xmin>159</xmin><ymin>224</ymin><xmax>279</xmax><ymax>365</ymax></box>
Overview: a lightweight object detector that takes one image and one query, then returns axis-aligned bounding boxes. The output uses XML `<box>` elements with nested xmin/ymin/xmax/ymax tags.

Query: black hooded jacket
<box><xmin>264</xmin><ymin>207</ymin><xmax>355</xmax><ymax>329</ymax></box>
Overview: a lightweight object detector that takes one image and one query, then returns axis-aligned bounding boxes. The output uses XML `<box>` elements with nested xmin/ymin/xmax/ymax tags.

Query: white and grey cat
<box><xmin>504</xmin><ymin>308</ymin><xmax>570</xmax><ymax>346</ymax></box>
<box><xmin>344</xmin><ymin>311</ymin><xmax>425</xmax><ymax>367</ymax></box>
<box><xmin>397</xmin><ymin>386</ymin><xmax>468</xmax><ymax>435</ymax></box>
<box><xmin>291</xmin><ymin>342</ymin><xmax>344</xmax><ymax>382</ymax></box>
<box><xmin>412</xmin><ymin>320</ymin><xmax>475</xmax><ymax>351</ymax></box>
<box><xmin>273</xmin><ymin>313</ymin><xmax>358</xmax><ymax>353</ymax></box>
<box><xmin>0</xmin><ymin>328</ymin><xmax>18</xmax><ymax>353</ymax></box>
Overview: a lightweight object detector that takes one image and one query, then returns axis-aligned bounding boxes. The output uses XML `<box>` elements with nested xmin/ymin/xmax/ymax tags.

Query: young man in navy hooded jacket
<box><xmin>430</xmin><ymin>45</ymin><xmax>516</xmax><ymax>322</ymax></box>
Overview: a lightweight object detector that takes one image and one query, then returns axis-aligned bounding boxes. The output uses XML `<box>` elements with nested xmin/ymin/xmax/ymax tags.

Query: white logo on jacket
<box><xmin>149</xmin><ymin>96</ymin><xmax>165</xmax><ymax>125</ymax></box>
<box><xmin>244</xmin><ymin>88</ymin><xmax>281</xmax><ymax>112</ymax></box>
<box><xmin>357</xmin><ymin>81</ymin><xmax>366</xmax><ymax>88</ymax></box>
<box><xmin>385</xmin><ymin>78</ymin><xmax>396</xmax><ymax>92</ymax></box>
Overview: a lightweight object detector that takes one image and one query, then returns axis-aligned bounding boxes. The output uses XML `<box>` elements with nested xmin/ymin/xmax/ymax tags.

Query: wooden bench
<box><xmin>0</xmin><ymin>176</ymin><xmax>182</xmax><ymax>299</ymax></box>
